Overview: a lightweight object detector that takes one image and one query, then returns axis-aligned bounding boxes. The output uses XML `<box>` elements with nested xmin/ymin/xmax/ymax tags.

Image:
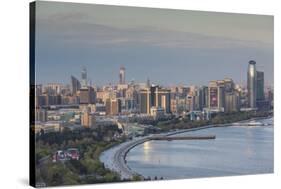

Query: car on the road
<box><xmin>52</xmin><ymin>150</ymin><xmax>67</xmax><ymax>162</ymax></box>
<box><xmin>66</xmin><ymin>148</ymin><xmax>80</xmax><ymax>160</ymax></box>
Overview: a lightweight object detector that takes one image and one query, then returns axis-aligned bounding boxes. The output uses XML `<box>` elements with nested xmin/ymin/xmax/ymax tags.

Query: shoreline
<box><xmin>99</xmin><ymin>116</ymin><xmax>273</xmax><ymax>180</ymax></box>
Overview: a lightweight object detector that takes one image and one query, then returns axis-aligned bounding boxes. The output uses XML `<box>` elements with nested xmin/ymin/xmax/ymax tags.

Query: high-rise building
<box><xmin>112</xmin><ymin>99</ymin><xmax>122</xmax><ymax>115</ymax></box>
<box><xmin>117</xmin><ymin>84</ymin><xmax>128</xmax><ymax>98</ymax></box>
<box><xmin>178</xmin><ymin>86</ymin><xmax>190</xmax><ymax>98</ymax></box>
<box><xmin>208</xmin><ymin>80</ymin><xmax>225</xmax><ymax>111</ymax></box>
<box><xmin>256</xmin><ymin>71</ymin><xmax>265</xmax><ymax>101</ymax></box>
<box><xmin>225</xmin><ymin>91</ymin><xmax>240</xmax><ymax>112</ymax></box>
<box><xmin>267</xmin><ymin>88</ymin><xmax>274</xmax><ymax>108</ymax></box>
<box><xmin>35</xmin><ymin>108</ymin><xmax>47</xmax><ymax>122</ymax></box>
<box><xmin>81</xmin><ymin>67</ymin><xmax>88</xmax><ymax>88</ymax></box>
<box><xmin>43</xmin><ymin>83</ymin><xmax>62</xmax><ymax>95</ymax></box>
<box><xmin>224</xmin><ymin>78</ymin><xmax>235</xmax><ymax>92</ymax></box>
<box><xmin>43</xmin><ymin>94</ymin><xmax>62</xmax><ymax>106</ymax></box>
<box><xmin>139</xmin><ymin>86</ymin><xmax>171</xmax><ymax>114</ymax></box>
<box><xmin>170</xmin><ymin>98</ymin><xmax>178</xmax><ymax>114</ymax></box>
<box><xmin>79</xmin><ymin>87</ymin><xmax>96</xmax><ymax>104</ymax></box>
<box><xmin>186</xmin><ymin>95</ymin><xmax>195</xmax><ymax>111</ymax></box>
<box><xmin>217</xmin><ymin>80</ymin><xmax>226</xmax><ymax>109</ymax></box>
<box><xmin>146</xmin><ymin>78</ymin><xmax>151</xmax><ymax>87</ymax></box>
<box><xmin>185</xmin><ymin>88</ymin><xmax>201</xmax><ymax>111</ymax></box>
<box><xmin>153</xmin><ymin>86</ymin><xmax>171</xmax><ymax>113</ymax></box>
<box><xmin>119</xmin><ymin>66</ymin><xmax>125</xmax><ymax>84</ymax></box>
<box><xmin>81</xmin><ymin>106</ymin><xmax>96</xmax><ymax>128</ymax></box>
<box><xmin>223</xmin><ymin>78</ymin><xmax>241</xmax><ymax>112</ymax></box>
<box><xmin>35</xmin><ymin>84</ymin><xmax>42</xmax><ymax>96</ymax></box>
<box><xmin>105</xmin><ymin>98</ymin><xmax>121</xmax><ymax>115</ymax></box>
<box><xmin>35</xmin><ymin>95</ymin><xmax>47</xmax><ymax>107</ymax></box>
<box><xmin>207</xmin><ymin>78</ymin><xmax>240</xmax><ymax>112</ymax></box>
<box><xmin>247</xmin><ymin>60</ymin><xmax>257</xmax><ymax>108</ymax></box>
<box><xmin>208</xmin><ymin>81</ymin><xmax>219</xmax><ymax>109</ymax></box>
<box><xmin>139</xmin><ymin>88</ymin><xmax>150</xmax><ymax>114</ymax></box>
<box><xmin>187</xmin><ymin>86</ymin><xmax>206</xmax><ymax>112</ymax></box>
<box><xmin>124</xmin><ymin>87</ymin><xmax>138</xmax><ymax>111</ymax></box>
<box><xmin>71</xmin><ymin>75</ymin><xmax>81</xmax><ymax>95</ymax></box>
<box><xmin>198</xmin><ymin>86</ymin><xmax>208</xmax><ymax>110</ymax></box>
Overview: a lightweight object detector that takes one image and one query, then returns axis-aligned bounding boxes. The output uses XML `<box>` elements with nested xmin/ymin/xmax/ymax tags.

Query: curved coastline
<box><xmin>99</xmin><ymin>116</ymin><xmax>273</xmax><ymax>180</ymax></box>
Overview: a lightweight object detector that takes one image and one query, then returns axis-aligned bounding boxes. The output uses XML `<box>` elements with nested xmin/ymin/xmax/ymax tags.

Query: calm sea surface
<box><xmin>126</xmin><ymin>118</ymin><xmax>273</xmax><ymax>179</ymax></box>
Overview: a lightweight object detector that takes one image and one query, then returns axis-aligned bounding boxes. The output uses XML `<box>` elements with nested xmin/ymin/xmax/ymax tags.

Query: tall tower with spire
<box><xmin>119</xmin><ymin>66</ymin><xmax>125</xmax><ymax>84</ymax></box>
<box><xmin>146</xmin><ymin>78</ymin><xmax>151</xmax><ymax>87</ymax></box>
<box><xmin>81</xmin><ymin>67</ymin><xmax>88</xmax><ymax>88</ymax></box>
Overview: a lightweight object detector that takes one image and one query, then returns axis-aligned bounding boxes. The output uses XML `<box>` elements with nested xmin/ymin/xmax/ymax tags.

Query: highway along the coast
<box><xmin>99</xmin><ymin>125</ymin><xmax>218</xmax><ymax>180</ymax></box>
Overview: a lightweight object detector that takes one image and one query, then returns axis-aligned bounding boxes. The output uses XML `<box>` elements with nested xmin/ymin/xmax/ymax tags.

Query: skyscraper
<box><xmin>208</xmin><ymin>81</ymin><xmax>219</xmax><ymax>110</ymax></box>
<box><xmin>119</xmin><ymin>66</ymin><xmax>126</xmax><ymax>84</ymax></box>
<box><xmin>223</xmin><ymin>78</ymin><xmax>240</xmax><ymax>112</ymax></box>
<box><xmin>146</xmin><ymin>78</ymin><xmax>151</xmax><ymax>87</ymax></box>
<box><xmin>71</xmin><ymin>75</ymin><xmax>81</xmax><ymax>95</ymax></box>
<box><xmin>157</xmin><ymin>88</ymin><xmax>171</xmax><ymax>113</ymax></box>
<box><xmin>79</xmin><ymin>86</ymin><xmax>96</xmax><ymax>104</ymax></box>
<box><xmin>81</xmin><ymin>67</ymin><xmax>87</xmax><ymax>88</ymax></box>
<box><xmin>199</xmin><ymin>86</ymin><xmax>209</xmax><ymax>110</ymax></box>
<box><xmin>43</xmin><ymin>83</ymin><xmax>62</xmax><ymax>95</ymax></box>
<box><xmin>208</xmin><ymin>80</ymin><xmax>226</xmax><ymax>112</ymax></box>
<box><xmin>140</xmin><ymin>88</ymin><xmax>151</xmax><ymax>114</ymax></box>
<box><xmin>35</xmin><ymin>108</ymin><xmax>47</xmax><ymax>122</ymax></box>
<box><xmin>225</xmin><ymin>91</ymin><xmax>240</xmax><ymax>112</ymax></box>
<box><xmin>186</xmin><ymin>95</ymin><xmax>195</xmax><ymax>111</ymax></box>
<box><xmin>81</xmin><ymin>106</ymin><xmax>96</xmax><ymax>128</ymax></box>
<box><xmin>217</xmin><ymin>80</ymin><xmax>226</xmax><ymax>109</ymax></box>
<box><xmin>197</xmin><ymin>87</ymin><xmax>205</xmax><ymax>111</ymax></box>
<box><xmin>139</xmin><ymin>86</ymin><xmax>171</xmax><ymax>114</ymax></box>
<box><xmin>105</xmin><ymin>98</ymin><xmax>121</xmax><ymax>115</ymax></box>
<box><xmin>247</xmin><ymin>60</ymin><xmax>257</xmax><ymax>108</ymax></box>
<box><xmin>256</xmin><ymin>71</ymin><xmax>265</xmax><ymax>101</ymax></box>
<box><xmin>224</xmin><ymin>78</ymin><xmax>235</xmax><ymax>92</ymax></box>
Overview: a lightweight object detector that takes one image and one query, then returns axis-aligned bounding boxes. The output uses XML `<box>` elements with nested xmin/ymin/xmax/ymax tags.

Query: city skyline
<box><xmin>31</xmin><ymin>2</ymin><xmax>274</xmax><ymax>187</ymax></box>
<box><xmin>36</xmin><ymin>64</ymin><xmax>272</xmax><ymax>90</ymax></box>
<box><xmin>35</xmin><ymin>1</ymin><xmax>273</xmax><ymax>87</ymax></box>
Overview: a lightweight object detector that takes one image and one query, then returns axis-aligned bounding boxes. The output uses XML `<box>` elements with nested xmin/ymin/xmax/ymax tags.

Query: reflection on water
<box><xmin>126</xmin><ymin>118</ymin><xmax>274</xmax><ymax>179</ymax></box>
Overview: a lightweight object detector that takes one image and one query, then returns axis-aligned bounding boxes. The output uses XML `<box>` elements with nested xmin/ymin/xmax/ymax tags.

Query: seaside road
<box><xmin>113</xmin><ymin>138</ymin><xmax>149</xmax><ymax>179</ymax></box>
<box><xmin>100</xmin><ymin>137</ymin><xmax>149</xmax><ymax>179</ymax></box>
<box><xmin>99</xmin><ymin>119</ymin><xmax>271</xmax><ymax>180</ymax></box>
<box><xmin>99</xmin><ymin>125</ymin><xmax>216</xmax><ymax>180</ymax></box>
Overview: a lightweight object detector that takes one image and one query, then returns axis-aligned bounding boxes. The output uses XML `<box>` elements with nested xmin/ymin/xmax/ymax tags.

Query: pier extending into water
<box><xmin>101</xmin><ymin>127</ymin><xmax>218</xmax><ymax>179</ymax></box>
<box><xmin>100</xmin><ymin>117</ymin><xmax>273</xmax><ymax>180</ymax></box>
<box><xmin>148</xmin><ymin>135</ymin><xmax>216</xmax><ymax>141</ymax></box>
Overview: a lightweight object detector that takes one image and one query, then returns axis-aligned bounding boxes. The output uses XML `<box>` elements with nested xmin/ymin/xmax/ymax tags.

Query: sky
<box><xmin>35</xmin><ymin>1</ymin><xmax>274</xmax><ymax>87</ymax></box>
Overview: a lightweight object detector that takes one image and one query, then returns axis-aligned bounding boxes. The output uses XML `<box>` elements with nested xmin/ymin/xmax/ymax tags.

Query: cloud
<box><xmin>34</xmin><ymin>2</ymin><xmax>273</xmax><ymax>86</ymax></box>
<box><xmin>37</xmin><ymin>16</ymin><xmax>272</xmax><ymax>52</ymax></box>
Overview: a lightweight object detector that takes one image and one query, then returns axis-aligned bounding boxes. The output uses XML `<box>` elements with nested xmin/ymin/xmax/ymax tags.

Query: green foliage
<box><xmin>38</xmin><ymin>162</ymin><xmax>80</xmax><ymax>186</ymax></box>
<box><xmin>104</xmin><ymin>172</ymin><xmax>120</xmax><ymax>182</ymax></box>
<box><xmin>35</xmin><ymin>148</ymin><xmax>50</xmax><ymax>162</ymax></box>
<box><xmin>35</xmin><ymin>127</ymin><xmax>122</xmax><ymax>186</ymax></box>
<box><xmin>35</xmin><ymin>110</ymin><xmax>271</xmax><ymax>187</ymax></box>
<box><xmin>132</xmin><ymin>175</ymin><xmax>142</xmax><ymax>181</ymax></box>
<box><xmin>156</xmin><ymin>110</ymin><xmax>272</xmax><ymax>132</ymax></box>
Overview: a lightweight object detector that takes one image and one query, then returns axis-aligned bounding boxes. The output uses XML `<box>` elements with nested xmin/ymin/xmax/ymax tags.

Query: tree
<box><xmin>132</xmin><ymin>175</ymin><xmax>142</xmax><ymax>181</ymax></box>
